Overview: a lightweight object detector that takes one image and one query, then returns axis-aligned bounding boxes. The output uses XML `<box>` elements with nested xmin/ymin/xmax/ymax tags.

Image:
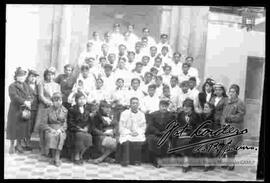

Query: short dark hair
<box><xmin>64</xmin><ymin>64</ymin><xmax>73</xmax><ymax>71</ymax></box>
<box><xmin>131</xmin><ymin>78</ymin><xmax>141</xmax><ymax>84</ymax></box>
<box><xmin>130</xmin><ymin>97</ymin><xmax>139</xmax><ymax>103</ymax></box>
<box><xmin>185</xmin><ymin>56</ymin><xmax>194</xmax><ymax>61</ymax></box>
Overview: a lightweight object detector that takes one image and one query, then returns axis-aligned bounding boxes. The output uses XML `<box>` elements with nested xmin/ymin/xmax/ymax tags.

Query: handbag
<box><xmin>20</xmin><ymin>105</ymin><xmax>31</xmax><ymax>121</ymax></box>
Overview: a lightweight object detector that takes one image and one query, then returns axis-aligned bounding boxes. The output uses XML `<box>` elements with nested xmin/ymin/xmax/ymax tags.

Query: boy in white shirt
<box><xmin>188</xmin><ymin>77</ymin><xmax>200</xmax><ymax>111</ymax></box>
<box><xmin>154</xmin><ymin>75</ymin><xmax>163</xmax><ymax>98</ymax></box>
<box><xmin>141</xmin><ymin>72</ymin><xmax>154</xmax><ymax>95</ymax></box>
<box><xmin>141</xmin><ymin>56</ymin><xmax>151</xmax><ymax>75</ymax></box>
<box><xmin>78</xmin><ymin>41</ymin><xmax>99</xmax><ymax>67</ymax></box>
<box><xmin>170</xmin><ymin>52</ymin><xmax>183</xmax><ymax>76</ymax></box>
<box><xmin>114</xmin><ymin>57</ymin><xmax>131</xmax><ymax>89</ymax></box>
<box><xmin>149</xmin><ymin>46</ymin><xmax>158</xmax><ymax>66</ymax></box>
<box><xmin>160</xmin><ymin>46</ymin><xmax>172</xmax><ymax>66</ymax></box>
<box><xmin>141</xmin><ymin>84</ymin><xmax>160</xmax><ymax>115</ymax></box>
<box><xmin>161</xmin><ymin>65</ymin><xmax>173</xmax><ymax>86</ymax></box>
<box><xmin>185</xmin><ymin>56</ymin><xmax>200</xmax><ymax>86</ymax></box>
<box><xmin>101</xmin><ymin>64</ymin><xmax>116</xmax><ymax>93</ymax></box>
<box><xmin>131</xmin><ymin>62</ymin><xmax>144</xmax><ymax>83</ymax></box>
<box><xmin>178</xmin><ymin>62</ymin><xmax>192</xmax><ymax>84</ymax></box>
<box><xmin>111</xmin><ymin>23</ymin><xmax>124</xmax><ymax>48</ymax></box>
<box><xmin>127</xmin><ymin>78</ymin><xmax>145</xmax><ymax>103</ymax></box>
<box><xmin>177</xmin><ymin>80</ymin><xmax>191</xmax><ymax>111</ymax></box>
<box><xmin>153</xmin><ymin>57</ymin><xmax>164</xmax><ymax>75</ymax></box>
<box><xmin>157</xmin><ymin>34</ymin><xmax>173</xmax><ymax>56</ymax></box>
<box><xmin>111</xmin><ymin>78</ymin><xmax>129</xmax><ymax>106</ymax></box>
<box><xmin>141</xmin><ymin>27</ymin><xmax>156</xmax><ymax>47</ymax></box>
<box><xmin>87</xmin><ymin>77</ymin><xmax>110</xmax><ymax>104</ymax></box>
<box><xmin>126</xmin><ymin>51</ymin><xmax>136</xmax><ymax>72</ymax></box>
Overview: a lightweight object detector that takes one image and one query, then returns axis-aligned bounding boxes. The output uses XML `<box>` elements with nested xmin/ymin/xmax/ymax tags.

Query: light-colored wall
<box><xmin>204</xmin><ymin>23</ymin><xmax>265</xmax><ymax>99</ymax></box>
<box><xmin>204</xmin><ymin>22</ymin><xmax>265</xmax><ymax>140</ymax></box>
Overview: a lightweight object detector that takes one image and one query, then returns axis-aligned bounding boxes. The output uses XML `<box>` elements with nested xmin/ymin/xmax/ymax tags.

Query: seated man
<box><xmin>145</xmin><ymin>100</ymin><xmax>175</xmax><ymax>168</ymax></box>
<box><xmin>118</xmin><ymin>97</ymin><xmax>147</xmax><ymax>166</ymax></box>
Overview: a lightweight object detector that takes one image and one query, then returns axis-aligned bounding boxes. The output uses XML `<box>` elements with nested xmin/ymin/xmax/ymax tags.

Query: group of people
<box><xmin>6</xmin><ymin>23</ymin><xmax>246</xmax><ymax>173</ymax></box>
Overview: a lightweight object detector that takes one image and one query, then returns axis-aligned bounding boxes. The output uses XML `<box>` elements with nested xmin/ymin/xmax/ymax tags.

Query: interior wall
<box><xmin>89</xmin><ymin>5</ymin><xmax>161</xmax><ymax>41</ymax></box>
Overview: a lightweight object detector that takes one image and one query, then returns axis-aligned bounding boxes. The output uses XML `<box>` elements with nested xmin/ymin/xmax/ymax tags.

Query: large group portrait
<box><xmin>4</xmin><ymin>4</ymin><xmax>265</xmax><ymax>181</ymax></box>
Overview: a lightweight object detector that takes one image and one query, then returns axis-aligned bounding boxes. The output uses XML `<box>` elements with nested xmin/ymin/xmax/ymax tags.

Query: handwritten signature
<box><xmin>157</xmin><ymin>120</ymin><xmax>250</xmax><ymax>158</ymax></box>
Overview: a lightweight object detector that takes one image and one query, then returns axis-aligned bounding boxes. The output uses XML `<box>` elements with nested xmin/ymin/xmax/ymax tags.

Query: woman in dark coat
<box><xmin>67</xmin><ymin>92</ymin><xmax>93</xmax><ymax>165</ymax></box>
<box><xmin>6</xmin><ymin>67</ymin><xmax>33</xmax><ymax>154</ymax></box>
<box><xmin>145</xmin><ymin>99</ymin><xmax>175</xmax><ymax>168</ymax></box>
<box><xmin>91</xmin><ymin>100</ymin><xmax>117</xmax><ymax>164</ymax></box>
<box><xmin>209</xmin><ymin>83</ymin><xmax>228</xmax><ymax>129</ymax></box>
<box><xmin>198</xmin><ymin>78</ymin><xmax>215</xmax><ymax>113</ymax></box>
<box><xmin>23</xmin><ymin>69</ymin><xmax>40</xmax><ymax>150</ymax></box>
<box><xmin>40</xmin><ymin>92</ymin><xmax>67</xmax><ymax>167</ymax></box>
<box><xmin>200</xmin><ymin>102</ymin><xmax>216</xmax><ymax>171</ymax></box>
<box><xmin>221</xmin><ymin>84</ymin><xmax>246</xmax><ymax>171</ymax></box>
<box><xmin>173</xmin><ymin>98</ymin><xmax>202</xmax><ymax>173</ymax></box>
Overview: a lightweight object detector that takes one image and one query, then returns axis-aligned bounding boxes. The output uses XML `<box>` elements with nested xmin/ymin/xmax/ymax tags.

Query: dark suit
<box><xmin>172</xmin><ymin>111</ymin><xmax>202</xmax><ymax>157</ymax></box>
<box><xmin>145</xmin><ymin>110</ymin><xmax>176</xmax><ymax>163</ymax></box>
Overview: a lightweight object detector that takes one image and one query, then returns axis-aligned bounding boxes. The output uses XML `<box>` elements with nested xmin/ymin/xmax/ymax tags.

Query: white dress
<box><xmin>119</xmin><ymin>109</ymin><xmax>146</xmax><ymax>144</ymax></box>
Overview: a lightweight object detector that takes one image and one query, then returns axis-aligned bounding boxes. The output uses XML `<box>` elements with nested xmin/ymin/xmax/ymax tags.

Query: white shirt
<box><xmin>144</xmin><ymin>36</ymin><xmax>156</xmax><ymax>47</ymax></box>
<box><xmin>206</xmin><ymin>92</ymin><xmax>212</xmax><ymax>102</ymax></box>
<box><xmin>177</xmin><ymin>90</ymin><xmax>191</xmax><ymax>108</ymax></box>
<box><xmin>101</xmin><ymin>73</ymin><xmax>116</xmax><ymax>93</ymax></box>
<box><xmin>110</xmin><ymin>87</ymin><xmax>129</xmax><ymax>106</ymax></box>
<box><xmin>188</xmin><ymin>67</ymin><xmax>200</xmax><ymax>86</ymax></box>
<box><xmin>214</xmin><ymin>96</ymin><xmax>222</xmax><ymax>106</ymax></box>
<box><xmin>157</xmin><ymin>42</ymin><xmax>173</xmax><ymax>56</ymax></box>
<box><xmin>114</xmin><ymin>68</ymin><xmax>132</xmax><ymax>88</ymax></box>
<box><xmin>119</xmin><ymin>109</ymin><xmax>146</xmax><ymax>144</ymax></box>
<box><xmin>126</xmin><ymin>88</ymin><xmax>145</xmax><ymax>104</ymax></box>
<box><xmin>87</xmin><ymin>87</ymin><xmax>110</xmax><ymax>104</ymax></box>
<box><xmin>111</xmin><ymin>32</ymin><xmax>124</xmax><ymax>48</ymax></box>
<box><xmin>162</xmin><ymin>74</ymin><xmax>172</xmax><ymax>86</ymax></box>
<box><xmin>155</xmin><ymin>85</ymin><xmax>163</xmax><ymax>98</ymax></box>
<box><xmin>170</xmin><ymin>62</ymin><xmax>183</xmax><ymax>76</ymax></box>
<box><xmin>141</xmin><ymin>94</ymin><xmax>160</xmax><ymax>114</ymax></box>
<box><xmin>73</xmin><ymin>73</ymin><xmax>96</xmax><ymax>95</ymax></box>
<box><xmin>178</xmin><ymin>72</ymin><xmax>192</xmax><ymax>84</ymax></box>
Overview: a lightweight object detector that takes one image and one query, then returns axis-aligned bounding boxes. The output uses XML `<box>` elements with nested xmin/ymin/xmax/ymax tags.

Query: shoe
<box><xmin>55</xmin><ymin>160</ymin><xmax>61</xmax><ymax>167</ymax></box>
<box><xmin>15</xmin><ymin>146</ymin><xmax>24</xmax><ymax>153</ymax></box>
<box><xmin>121</xmin><ymin>161</ymin><xmax>128</xmax><ymax>167</ymax></box>
<box><xmin>153</xmin><ymin>161</ymin><xmax>161</xmax><ymax>168</ymax></box>
<box><xmin>74</xmin><ymin>159</ymin><xmax>81</xmax><ymax>165</ymax></box>
<box><xmin>221</xmin><ymin>165</ymin><xmax>228</xmax><ymax>169</ymax></box>
<box><xmin>182</xmin><ymin>166</ymin><xmax>192</xmax><ymax>173</ymax></box>
<box><xmin>49</xmin><ymin>159</ymin><xmax>55</xmax><ymax>165</ymax></box>
<box><xmin>8</xmin><ymin>146</ymin><xmax>15</xmax><ymax>154</ymax></box>
<box><xmin>79</xmin><ymin>159</ymin><xmax>84</xmax><ymax>165</ymax></box>
<box><xmin>228</xmin><ymin>165</ymin><xmax>235</xmax><ymax>171</ymax></box>
<box><xmin>23</xmin><ymin>146</ymin><xmax>33</xmax><ymax>151</ymax></box>
<box><xmin>204</xmin><ymin>166</ymin><xmax>211</xmax><ymax>172</ymax></box>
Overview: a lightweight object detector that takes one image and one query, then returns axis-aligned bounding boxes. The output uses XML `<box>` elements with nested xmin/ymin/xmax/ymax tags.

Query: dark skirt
<box><xmin>119</xmin><ymin>141</ymin><xmax>143</xmax><ymax>164</ymax></box>
<box><xmin>147</xmin><ymin>135</ymin><xmax>169</xmax><ymax>158</ymax></box>
<box><xmin>73</xmin><ymin>132</ymin><xmax>92</xmax><ymax>154</ymax></box>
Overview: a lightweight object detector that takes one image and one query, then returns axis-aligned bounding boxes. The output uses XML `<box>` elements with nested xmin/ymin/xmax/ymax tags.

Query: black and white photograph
<box><xmin>4</xmin><ymin>4</ymin><xmax>265</xmax><ymax>180</ymax></box>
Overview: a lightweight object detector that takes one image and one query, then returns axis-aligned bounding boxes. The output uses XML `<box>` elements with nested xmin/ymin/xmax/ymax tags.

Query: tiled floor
<box><xmin>4</xmin><ymin>140</ymin><xmax>259</xmax><ymax>180</ymax></box>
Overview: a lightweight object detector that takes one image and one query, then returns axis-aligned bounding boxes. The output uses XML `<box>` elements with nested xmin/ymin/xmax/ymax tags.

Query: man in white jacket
<box><xmin>119</xmin><ymin>97</ymin><xmax>146</xmax><ymax>166</ymax></box>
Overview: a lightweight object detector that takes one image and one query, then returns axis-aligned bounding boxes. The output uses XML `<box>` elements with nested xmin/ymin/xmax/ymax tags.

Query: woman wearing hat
<box><xmin>66</xmin><ymin>92</ymin><xmax>93</xmax><ymax>164</ymax></box>
<box><xmin>6</xmin><ymin>67</ymin><xmax>33</xmax><ymax>154</ymax></box>
<box><xmin>23</xmin><ymin>69</ymin><xmax>40</xmax><ymax>150</ymax></box>
<box><xmin>221</xmin><ymin>84</ymin><xmax>246</xmax><ymax>170</ymax></box>
<box><xmin>91</xmin><ymin>100</ymin><xmax>117</xmax><ymax>164</ymax></box>
<box><xmin>35</xmin><ymin>67</ymin><xmax>61</xmax><ymax>155</ymax></box>
<box><xmin>174</xmin><ymin>98</ymin><xmax>202</xmax><ymax>173</ymax></box>
<box><xmin>40</xmin><ymin>92</ymin><xmax>67</xmax><ymax>167</ymax></box>
<box><xmin>209</xmin><ymin>83</ymin><xmax>228</xmax><ymax>130</ymax></box>
<box><xmin>197</xmin><ymin>78</ymin><xmax>216</xmax><ymax>113</ymax></box>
